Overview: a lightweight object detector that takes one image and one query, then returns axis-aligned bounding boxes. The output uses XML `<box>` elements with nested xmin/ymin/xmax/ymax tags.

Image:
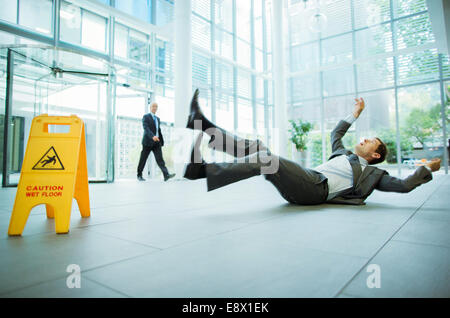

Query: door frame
<box><xmin>2</xmin><ymin>46</ymin><xmax>114</xmax><ymax>187</ymax></box>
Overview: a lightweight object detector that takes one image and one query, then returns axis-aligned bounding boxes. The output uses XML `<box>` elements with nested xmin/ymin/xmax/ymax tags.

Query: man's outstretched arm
<box><xmin>330</xmin><ymin>98</ymin><xmax>365</xmax><ymax>153</ymax></box>
<box><xmin>376</xmin><ymin>159</ymin><xmax>440</xmax><ymax>193</ymax></box>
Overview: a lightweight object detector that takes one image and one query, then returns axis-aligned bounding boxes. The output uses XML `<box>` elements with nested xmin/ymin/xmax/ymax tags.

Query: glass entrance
<box><xmin>115</xmin><ymin>85</ymin><xmax>149</xmax><ymax>179</ymax></box>
<box><xmin>1</xmin><ymin>45</ymin><xmax>112</xmax><ymax>186</ymax></box>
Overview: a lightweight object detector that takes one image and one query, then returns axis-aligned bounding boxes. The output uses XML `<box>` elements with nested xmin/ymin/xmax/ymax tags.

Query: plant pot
<box><xmin>294</xmin><ymin>150</ymin><xmax>307</xmax><ymax>167</ymax></box>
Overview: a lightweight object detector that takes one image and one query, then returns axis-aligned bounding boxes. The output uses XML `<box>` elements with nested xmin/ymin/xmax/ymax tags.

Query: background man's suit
<box><xmin>203</xmin><ymin>120</ymin><xmax>433</xmax><ymax>205</ymax></box>
<box><xmin>137</xmin><ymin>113</ymin><xmax>169</xmax><ymax>179</ymax></box>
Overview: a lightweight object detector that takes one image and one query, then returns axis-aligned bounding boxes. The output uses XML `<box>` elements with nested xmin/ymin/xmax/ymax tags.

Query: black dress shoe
<box><xmin>184</xmin><ymin>162</ymin><xmax>206</xmax><ymax>180</ymax></box>
<box><xmin>137</xmin><ymin>175</ymin><xmax>146</xmax><ymax>181</ymax></box>
<box><xmin>184</xmin><ymin>132</ymin><xmax>206</xmax><ymax>180</ymax></box>
<box><xmin>164</xmin><ymin>173</ymin><xmax>176</xmax><ymax>181</ymax></box>
<box><xmin>186</xmin><ymin>89</ymin><xmax>215</xmax><ymax>131</ymax></box>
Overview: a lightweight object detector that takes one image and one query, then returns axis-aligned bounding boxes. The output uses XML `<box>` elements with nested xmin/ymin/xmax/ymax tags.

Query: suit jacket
<box><xmin>142</xmin><ymin>113</ymin><xmax>165</xmax><ymax>147</ymax></box>
<box><xmin>326</xmin><ymin>120</ymin><xmax>433</xmax><ymax>205</ymax></box>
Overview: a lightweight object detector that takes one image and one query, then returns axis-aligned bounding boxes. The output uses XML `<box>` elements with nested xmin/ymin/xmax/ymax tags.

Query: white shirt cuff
<box><xmin>424</xmin><ymin>166</ymin><xmax>432</xmax><ymax>173</ymax></box>
<box><xmin>344</xmin><ymin>113</ymin><xmax>357</xmax><ymax>125</ymax></box>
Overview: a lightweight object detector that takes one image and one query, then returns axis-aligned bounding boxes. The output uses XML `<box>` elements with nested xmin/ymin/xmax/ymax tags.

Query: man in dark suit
<box><xmin>137</xmin><ymin>101</ymin><xmax>175</xmax><ymax>182</ymax></box>
<box><xmin>183</xmin><ymin>89</ymin><xmax>441</xmax><ymax>205</ymax></box>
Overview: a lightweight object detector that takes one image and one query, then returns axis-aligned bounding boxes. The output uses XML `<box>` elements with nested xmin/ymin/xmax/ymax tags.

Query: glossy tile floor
<box><xmin>0</xmin><ymin>174</ymin><xmax>449</xmax><ymax>298</ymax></box>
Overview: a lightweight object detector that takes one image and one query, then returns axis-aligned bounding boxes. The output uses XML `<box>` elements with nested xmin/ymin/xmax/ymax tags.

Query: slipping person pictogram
<box><xmin>41</xmin><ymin>155</ymin><xmax>56</xmax><ymax>167</ymax></box>
<box><xmin>32</xmin><ymin>146</ymin><xmax>64</xmax><ymax>170</ymax></box>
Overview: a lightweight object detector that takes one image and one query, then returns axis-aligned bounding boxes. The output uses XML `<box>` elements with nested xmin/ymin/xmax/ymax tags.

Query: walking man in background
<box><xmin>137</xmin><ymin>101</ymin><xmax>175</xmax><ymax>182</ymax></box>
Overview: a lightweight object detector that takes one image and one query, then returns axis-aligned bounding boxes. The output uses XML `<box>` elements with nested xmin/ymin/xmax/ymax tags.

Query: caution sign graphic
<box><xmin>32</xmin><ymin>146</ymin><xmax>65</xmax><ymax>170</ymax></box>
<box><xmin>8</xmin><ymin>114</ymin><xmax>90</xmax><ymax>235</ymax></box>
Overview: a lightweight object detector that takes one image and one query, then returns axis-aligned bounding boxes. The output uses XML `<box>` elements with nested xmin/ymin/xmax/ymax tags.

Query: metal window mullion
<box><xmin>211</xmin><ymin>0</ymin><xmax>216</xmax><ymax>124</ymax></box>
<box><xmin>351</xmin><ymin>0</ymin><xmax>360</xmax><ymax>144</ymax></box>
<box><xmin>150</xmin><ymin>0</ymin><xmax>156</xmax><ymax>25</ymax></box>
<box><xmin>319</xmin><ymin>34</ymin><xmax>326</xmax><ymax>164</ymax></box>
<box><xmin>107</xmin><ymin>13</ymin><xmax>115</xmax><ymax>182</ymax></box>
<box><xmin>286</xmin><ymin>0</ymin><xmax>293</xmax><ymax>129</ymax></box>
<box><xmin>2</xmin><ymin>49</ymin><xmax>14</xmax><ymax>187</ymax></box>
<box><xmin>261</xmin><ymin>0</ymin><xmax>269</xmax><ymax>145</ymax></box>
<box><xmin>150</xmin><ymin>33</ymin><xmax>156</xmax><ymax>93</ymax></box>
<box><xmin>53</xmin><ymin>0</ymin><xmax>61</xmax><ymax>47</ymax></box>
<box><xmin>390</xmin><ymin>0</ymin><xmax>401</xmax><ymax>176</ymax></box>
<box><xmin>0</xmin><ymin>20</ymin><xmax>54</xmax><ymax>45</ymax></box>
<box><xmin>250</xmin><ymin>0</ymin><xmax>257</xmax><ymax>136</ymax></box>
<box><xmin>16</xmin><ymin>0</ymin><xmax>20</xmax><ymax>26</ymax></box>
<box><xmin>291</xmin><ymin>9</ymin><xmax>428</xmax><ymax>48</ymax></box>
<box><xmin>232</xmin><ymin>0</ymin><xmax>238</xmax><ymax>132</ymax></box>
<box><xmin>438</xmin><ymin>54</ymin><xmax>449</xmax><ymax>174</ymax></box>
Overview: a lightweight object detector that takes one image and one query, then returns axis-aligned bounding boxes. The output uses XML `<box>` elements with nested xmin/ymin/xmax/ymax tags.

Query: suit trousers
<box><xmin>203</xmin><ymin>130</ymin><xmax>329</xmax><ymax>205</ymax></box>
<box><xmin>206</xmin><ymin>127</ymin><xmax>267</xmax><ymax>158</ymax></box>
<box><xmin>137</xmin><ymin>144</ymin><xmax>169</xmax><ymax>178</ymax></box>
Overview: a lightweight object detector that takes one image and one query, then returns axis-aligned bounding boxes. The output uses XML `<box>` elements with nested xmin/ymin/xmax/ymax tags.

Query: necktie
<box><xmin>347</xmin><ymin>154</ymin><xmax>362</xmax><ymax>187</ymax></box>
<box><xmin>153</xmin><ymin>115</ymin><xmax>158</xmax><ymax>137</ymax></box>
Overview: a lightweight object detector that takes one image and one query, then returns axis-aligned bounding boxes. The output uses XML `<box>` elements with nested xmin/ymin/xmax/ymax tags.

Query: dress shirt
<box><xmin>315</xmin><ymin>113</ymin><xmax>432</xmax><ymax>200</ymax></box>
<box><xmin>315</xmin><ymin>113</ymin><xmax>368</xmax><ymax>200</ymax></box>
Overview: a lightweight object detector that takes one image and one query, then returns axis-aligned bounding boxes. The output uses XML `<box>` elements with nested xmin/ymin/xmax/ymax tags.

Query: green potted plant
<box><xmin>289</xmin><ymin>119</ymin><xmax>312</xmax><ymax>165</ymax></box>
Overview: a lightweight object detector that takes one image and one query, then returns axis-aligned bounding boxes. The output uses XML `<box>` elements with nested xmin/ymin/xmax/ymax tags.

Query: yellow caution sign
<box><xmin>8</xmin><ymin>114</ymin><xmax>90</xmax><ymax>235</ymax></box>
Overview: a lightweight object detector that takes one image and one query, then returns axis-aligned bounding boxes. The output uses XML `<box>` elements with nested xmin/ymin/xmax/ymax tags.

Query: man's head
<box><xmin>150</xmin><ymin>102</ymin><xmax>158</xmax><ymax>114</ymax></box>
<box><xmin>355</xmin><ymin>137</ymin><xmax>387</xmax><ymax>165</ymax></box>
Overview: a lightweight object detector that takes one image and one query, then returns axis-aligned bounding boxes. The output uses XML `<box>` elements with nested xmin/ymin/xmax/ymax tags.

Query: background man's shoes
<box><xmin>164</xmin><ymin>173</ymin><xmax>176</xmax><ymax>181</ymax></box>
<box><xmin>137</xmin><ymin>175</ymin><xmax>146</xmax><ymax>181</ymax></box>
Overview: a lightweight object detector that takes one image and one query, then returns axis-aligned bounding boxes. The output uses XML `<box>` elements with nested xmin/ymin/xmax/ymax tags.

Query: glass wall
<box><xmin>287</xmin><ymin>0</ymin><xmax>449</xmax><ymax>175</ymax></box>
<box><xmin>60</xmin><ymin>1</ymin><xmax>108</xmax><ymax>52</ymax></box>
<box><xmin>191</xmin><ymin>0</ymin><xmax>273</xmax><ymax>146</ymax></box>
<box><xmin>0</xmin><ymin>0</ymin><xmax>275</xmax><ymax>183</ymax></box>
<box><xmin>0</xmin><ymin>47</ymin><xmax>110</xmax><ymax>186</ymax></box>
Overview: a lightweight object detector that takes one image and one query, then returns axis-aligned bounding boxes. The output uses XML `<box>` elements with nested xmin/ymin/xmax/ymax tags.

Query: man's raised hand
<box><xmin>353</xmin><ymin>97</ymin><xmax>365</xmax><ymax>119</ymax></box>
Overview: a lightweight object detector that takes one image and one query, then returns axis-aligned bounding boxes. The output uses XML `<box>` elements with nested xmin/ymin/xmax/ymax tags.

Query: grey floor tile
<box><xmin>340</xmin><ymin>240</ymin><xmax>450</xmax><ymax>297</ymax></box>
<box><xmin>0</xmin><ymin>174</ymin><xmax>448</xmax><ymax>298</ymax></box>
<box><xmin>84</xmin><ymin>231</ymin><xmax>368</xmax><ymax>298</ymax></box>
<box><xmin>207</xmin><ymin>212</ymin><xmax>401</xmax><ymax>258</ymax></box>
<box><xmin>414</xmin><ymin>208</ymin><xmax>450</xmax><ymax>223</ymax></box>
<box><xmin>298</xmin><ymin>203</ymin><xmax>414</xmax><ymax>227</ymax></box>
<box><xmin>0</xmin><ymin>229</ymin><xmax>158</xmax><ymax>295</ymax></box>
<box><xmin>419</xmin><ymin>182</ymin><xmax>450</xmax><ymax>215</ymax></box>
<box><xmin>392</xmin><ymin>216</ymin><xmax>450</xmax><ymax>247</ymax></box>
<box><xmin>2</xmin><ymin>277</ymin><xmax>127</xmax><ymax>298</ymax></box>
<box><xmin>84</xmin><ymin>211</ymin><xmax>251</xmax><ymax>249</ymax></box>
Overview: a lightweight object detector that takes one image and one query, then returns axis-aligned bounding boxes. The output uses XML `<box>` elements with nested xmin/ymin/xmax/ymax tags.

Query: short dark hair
<box><xmin>371</xmin><ymin>137</ymin><xmax>387</xmax><ymax>164</ymax></box>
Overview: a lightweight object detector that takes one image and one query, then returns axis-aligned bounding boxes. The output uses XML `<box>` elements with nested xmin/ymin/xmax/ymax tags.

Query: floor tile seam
<box><xmin>0</xmin><ymin>273</ymin><xmax>133</xmax><ymax>298</ymax></box>
<box><xmin>0</xmin><ymin>218</ymin><xmax>134</xmax><ymax>241</ymax></box>
<box><xmin>82</xmin><ymin>276</ymin><xmax>133</xmax><ymax>298</ymax></box>
<box><xmin>390</xmin><ymin>238</ymin><xmax>450</xmax><ymax>250</ymax></box>
<box><xmin>78</xmin><ymin>227</ymin><xmax>165</xmax><ymax>251</ymax></box>
<box><xmin>72</xmin><ymin>249</ymin><xmax>163</xmax><ymax>277</ymax></box>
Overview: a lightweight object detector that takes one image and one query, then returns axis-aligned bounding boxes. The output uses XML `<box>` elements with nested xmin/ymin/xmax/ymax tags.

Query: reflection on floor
<box><xmin>0</xmin><ymin>174</ymin><xmax>449</xmax><ymax>297</ymax></box>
